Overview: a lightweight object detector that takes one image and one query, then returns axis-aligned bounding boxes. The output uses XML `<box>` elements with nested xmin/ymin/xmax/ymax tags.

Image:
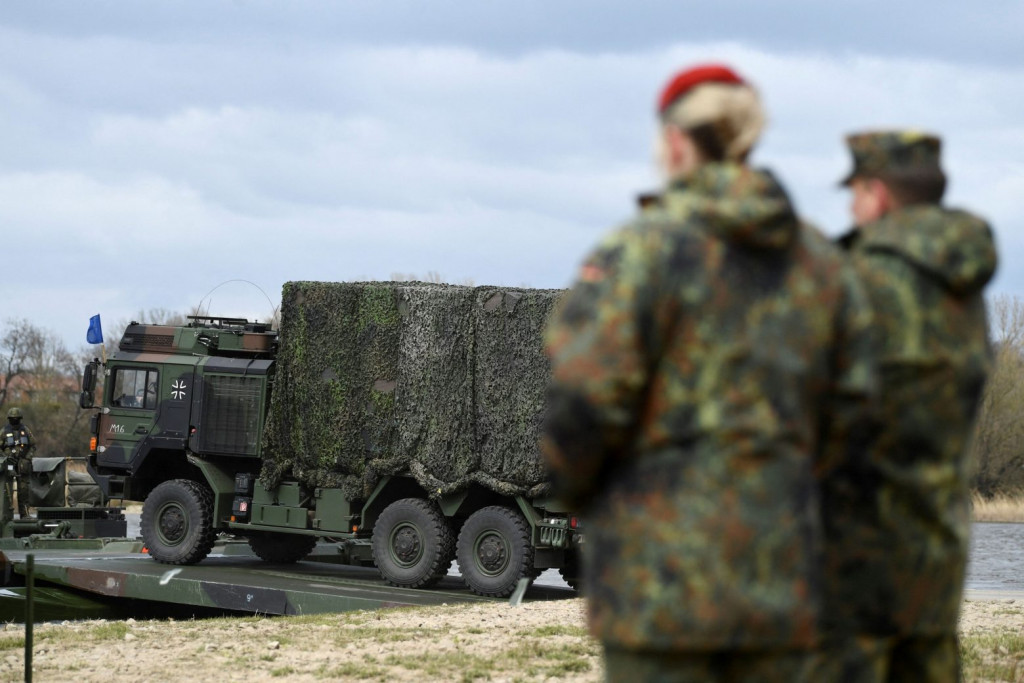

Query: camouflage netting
<box><xmin>261</xmin><ymin>281</ymin><xmax>563</xmax><ymax>501</ymax></box>
<box><xmin>472</xmin><ymin>288</ymin><xmax>561</xmax><ymax>496</ymax></box>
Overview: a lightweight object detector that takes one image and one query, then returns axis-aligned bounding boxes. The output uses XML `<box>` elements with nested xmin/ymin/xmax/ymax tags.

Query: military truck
<box><xmin>81</xmin><ymin>286</ymin><xmax>581</xmax><ymax>597</ymax></box>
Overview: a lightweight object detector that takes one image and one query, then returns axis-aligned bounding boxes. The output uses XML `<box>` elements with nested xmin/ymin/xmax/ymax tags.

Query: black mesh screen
<box><xmin>120</xmin><ymin>333</ymin><xmax>174</xmax><ymax>351</ymax></box>
<box><xmin>198</xmin><ymin>375</ymin><xmax>263</xmax><ymax>455</ymax></box>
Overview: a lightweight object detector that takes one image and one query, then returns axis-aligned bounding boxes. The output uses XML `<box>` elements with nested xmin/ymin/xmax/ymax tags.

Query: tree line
<box><xmin>970</xmin><ymin>295</ymin><xmax>1024</xmax><ymax>495</ymax></box>
<box><xmin>3</xmin><ymin>298</ymin><xmax>1023</xmax><ymax>496</ymax></box>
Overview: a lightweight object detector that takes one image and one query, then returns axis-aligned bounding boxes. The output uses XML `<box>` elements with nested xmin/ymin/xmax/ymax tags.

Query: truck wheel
<box><xmin>247</xmin><ymin>531</ymin><xmax>317</xmax><ymax>563</ymax></box>
<box><xmin>457</xmin><ymin>506</ymin><xmax>534</xmax><ymax>598</ymax></box>
<box><xmin>559</xmin><ymin>550</ymin><xmax>582</xmax><ymax>591</ymax></box>
<box><xmin>141</xmin><ymin>479</ymin><xmax>217</xmax><ymax>565</ymax></box>
<box><xmin>372</xmin><ymin>498</ymin><xmax>454</xmax><ymax>589</ymax></box>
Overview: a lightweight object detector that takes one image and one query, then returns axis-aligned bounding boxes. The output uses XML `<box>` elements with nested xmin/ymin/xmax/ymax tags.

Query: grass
<box><xmin>88</xmin><ymin>622</ymin><xmax>130</xmax><ymax>640</ymax></box>
<box><xmin>971</xmin><ymin>492</ymin><xmax>1024</xmax><ymax>523</ymax></box>
<box><xmin>270</xmin><ymin>666</ymin><xmax>296</xmax><ymax>677</ymax></box>
<box><xmin>961</xmin><ymin>631</ymin><xmax>1024</xmax><ymax>681</ymax></box>
<box><xmin>19</xmin><ymin>620</ymin><xmax>132</xmax><ymax>650</ymax></box>
<box><xmin>320</xmin><ymin>660</ymin><xmax>387</xmax><ymax>680</ymax></box>
<box><xmin>21</xmin><ymin>603</ymin><xmax>1024</xmax><ymax>683</ymax></box>
<box><xmin>384</xmin><ymin>650</ymin><xmax>494</xmax><ymax>680</ymax></box>
<box><xmin>0</xmin><ymin>635</ymin><xmax>23</xmax><ymax>651</ymax></box>
<box><xmin>12</xmin><ymin>603</ymin><xmax>599</xmax><ymax>682</ymax></box>
<box><xmin>519</xmin><ymin>624</ymin><xmax>590</xmax><ymax>638</ymax></box>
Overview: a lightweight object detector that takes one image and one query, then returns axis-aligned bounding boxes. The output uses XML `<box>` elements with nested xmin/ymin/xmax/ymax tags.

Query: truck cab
<box><xmin>83</xmin><ymin>317</ymin><xmax>276</xmax><ymax>548</ymax></box>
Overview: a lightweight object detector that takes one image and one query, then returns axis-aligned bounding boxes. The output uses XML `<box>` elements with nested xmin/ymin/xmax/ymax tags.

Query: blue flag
<box><xmin>86</xmin><ymin>315</ymin><xmax>104</xmax><ymax>345</ymax></box>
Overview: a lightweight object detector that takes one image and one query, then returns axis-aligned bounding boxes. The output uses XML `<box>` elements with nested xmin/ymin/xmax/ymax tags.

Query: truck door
<box><xmin>154</xmin><ymin>365</ymin><xmax>195</xmax><ymax>448</ymax></box>
<box><xmin>97</xmin><ymin>365</ymin><xmax>160</xmax><ymax>469</ymax></box>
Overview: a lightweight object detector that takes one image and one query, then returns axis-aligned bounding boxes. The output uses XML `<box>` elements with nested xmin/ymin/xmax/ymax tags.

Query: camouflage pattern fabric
<box><xmin>809</xmin><ymin>633</ymin><xmax>960</xmax><ymax>683</ymax></box>
<box><xmin>541</xmin><ymin>161</ymin><xmax>876</xmax><ymax>651</ymax></box>
<box><xmin>604</xmin><ymin>646</ymin><xmax>814</xmax><ymax>683</ymax></box>
<box><xmin>821</xmin><ymin>205</ymin><xmax>996</xmax><ymax>643</ymax></box>
<box><xmin>262</xmin><ymin>282</ymin><xmax>560</xmax><ymax>501</ymax></box>
<box><xmin>840</xmin><ymin>131</ymin><xmax>943</xmax><ymax>185</ymax></box>
<box><xmin>1</xmin><ymin>419</ymin><xmax>35</xmax><ymax>517</ymax></box>
<box><xmin>1</xmin><ymin>420</ymin><xmax>35</xmax><ymax>454</ymax></box>
<box><xmin>1</xmin><ymin>419</ymin><xmax>35</xmax><ymax>474</ymax></box>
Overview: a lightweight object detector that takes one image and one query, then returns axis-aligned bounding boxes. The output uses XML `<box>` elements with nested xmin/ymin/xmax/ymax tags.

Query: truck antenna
<box><xmin>195</xmin><ymin>279</ymin><xmax>280</xmax><ymax>325</ymax></box>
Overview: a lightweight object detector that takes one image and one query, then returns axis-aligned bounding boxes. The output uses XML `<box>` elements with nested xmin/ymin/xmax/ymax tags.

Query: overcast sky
<box><xmin>3</xmin><ymin>1</ymin><xmax>1022</xmax><ymax>351</ymax></box>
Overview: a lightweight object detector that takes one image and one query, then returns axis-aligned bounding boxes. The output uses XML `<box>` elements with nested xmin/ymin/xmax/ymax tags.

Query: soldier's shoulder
<box><xmin>860</xmin><ymin>205</ymin><xmax>997</xmax><ymax>295</ymax></box>
<box><xmin>597</xmin><ymin>207</ymin><xmax>705</xmax><ymax>257</ymax></box>
<box><xmin>793</xmin><ymin>220</ymin><xmax>849</xmax><ymax>268</ymax></box>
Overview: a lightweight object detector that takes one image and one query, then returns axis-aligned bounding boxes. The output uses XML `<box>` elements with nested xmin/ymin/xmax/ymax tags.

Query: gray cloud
<box><xmin>1</xmin><ymin>22</ymin><xmax>1020</xmax><ymax>350</ymax></box>
<box><xmin>5</xmin><ymin>1</ymin><xmax>1022</xmax><ymax>66</ymax></box>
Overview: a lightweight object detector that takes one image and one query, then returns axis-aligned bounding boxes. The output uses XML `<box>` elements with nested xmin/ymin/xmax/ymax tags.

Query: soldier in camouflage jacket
<box><xmin>541</xmin><ymin>64</ymin><xmax>876</xmax><ymax>681</ymax></box>
<box><xmin>1</xmin><ymin>407</ymin><xmax>35</xmax><ymax>518</ymax></box>
<box><xmin>818</xmin><ymin>131</ymin><xmax>997</xmax><ymax>682</ymax></box>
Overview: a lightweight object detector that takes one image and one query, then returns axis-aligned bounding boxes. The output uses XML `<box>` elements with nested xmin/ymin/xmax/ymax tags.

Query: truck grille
<box><xmin>198</xmin><ymin>375</ymin><xmax>262</xmax><ymax>455</ymax></box>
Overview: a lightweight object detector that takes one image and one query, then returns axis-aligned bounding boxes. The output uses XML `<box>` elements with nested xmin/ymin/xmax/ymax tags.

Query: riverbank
<box><xmin>0</xmin><ymin>598</ymin><xmax>1020</xmax><ymax>682</ymax></box>
<box><xmin>972</xmin><ymin>493</ymin><xmax>1024</xmax><ymax>524</ymax></box>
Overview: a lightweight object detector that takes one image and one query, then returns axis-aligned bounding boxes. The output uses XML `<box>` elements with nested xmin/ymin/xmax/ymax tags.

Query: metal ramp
<box><xmin>0</xmin><ymin>542</ymin><xmax>574</xmax><ymax>621</ymax></box>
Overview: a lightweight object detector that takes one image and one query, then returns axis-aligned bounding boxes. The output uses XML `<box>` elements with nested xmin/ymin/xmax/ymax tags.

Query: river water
<box><xmin>126</xmin><ymin>514</ymin><xmax>1022</xmax><ymax>592</ymax></box>
<box><xmin>966</xmin><ymin>522</ymin><xmax>1024</xmax><ymax>592</ymax></box>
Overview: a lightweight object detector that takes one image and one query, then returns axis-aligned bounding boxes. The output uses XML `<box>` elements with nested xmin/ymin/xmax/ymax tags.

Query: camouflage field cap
<box><xmin>840</xmin><ymin>130</ymin><xmax>944</xmax><ymax>186</ymax></box>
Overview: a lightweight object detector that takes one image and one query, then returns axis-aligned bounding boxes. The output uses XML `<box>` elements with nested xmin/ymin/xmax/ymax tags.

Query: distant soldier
<box><xmin>540</xmin><ymin>64</ymin><xmax>875</xmax><ymax>681</ymax></box>
<box><xmin>819</xmin><ymin>131</ymin><xmax>997</xmax><ymax>681</ymax></box>
<box><xmin>1</xmin><ymin>407</ymin><xmax>35</xmax><ymax>517</ymax></box>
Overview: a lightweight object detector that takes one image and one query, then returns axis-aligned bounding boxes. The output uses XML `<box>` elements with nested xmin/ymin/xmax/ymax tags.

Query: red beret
<box><xmin>657</xmin><ymin>64</ymin><xmax>745</xmax><ymax>114</ymax></box>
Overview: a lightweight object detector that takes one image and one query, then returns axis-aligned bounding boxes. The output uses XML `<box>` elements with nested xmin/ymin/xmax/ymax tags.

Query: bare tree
<box><xmin>970</xmin><ymin>294</ymin><xmax>1024</xmax><ymax>495</ymax></box>
<box><xmin>0</xmin><ymin>319</ymin><xmax>52</xmax><ymax>408</ymax></box>
<box><xmin>0</xmin><ymin>319</ymin><xmax>91</xmax><ymax>458</ymax></box>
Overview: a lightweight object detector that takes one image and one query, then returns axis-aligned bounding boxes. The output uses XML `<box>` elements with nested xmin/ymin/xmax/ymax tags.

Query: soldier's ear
<box><xmin>872</xmin><ymin>178</ymin><xmax>896</xmax><ymax>214</ymax></box>
<box><xmin>660</xmin><ymin>125</ymin><xmax>699</xmax><ymax>179</ymax></box>
<box><xmin>661</xmin><ymin>125</ymin><xmax>684</xmax><ymax>167</ymax></box>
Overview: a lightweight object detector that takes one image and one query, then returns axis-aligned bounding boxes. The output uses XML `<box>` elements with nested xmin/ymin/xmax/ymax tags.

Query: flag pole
<box><xmin>88</xmin><ymin>314</ymin><xmax>106</xmax><ymax>365</ymax></box>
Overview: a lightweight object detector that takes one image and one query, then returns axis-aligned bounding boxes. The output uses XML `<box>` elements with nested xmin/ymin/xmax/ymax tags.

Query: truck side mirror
<box><xmin>80</xmin><ymin>359</ymin><xmax>99</xmax><ymax>409</ymax></box>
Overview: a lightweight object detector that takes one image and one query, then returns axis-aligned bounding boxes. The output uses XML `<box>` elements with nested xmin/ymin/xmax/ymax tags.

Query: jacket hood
<box><xmin>860</xmin><ymin>205</ymin><xmax>997</xmax><ymax>295</ymax></box>
<box><xmin>665</xmin><ymin>162</ymin><xmax>798</xmax><ymax>250</ymax></box>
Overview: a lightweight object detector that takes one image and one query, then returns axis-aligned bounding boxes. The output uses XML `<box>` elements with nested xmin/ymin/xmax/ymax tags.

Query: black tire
<box><xmin>247</xmin><ymin>531</ymin><xmax>317</xmax><ymax>564</ymax></box>
<box><xmin>559</xmin><ymin>550</ymin><xmax>582</xmax><ymax>591</ymax></box>
<box><xmin>141</xmin><ymin>479</ymin><xmax>217</xmax><ymax>565</ymax></box>
<box><xmin>457</xmin><ymin>506</ymin><xmax>534</xmax><ymax>598</ymax></box>
<box><xmin>372</xmin><ymin>498</ymin><xmax>454</xmax><ymax>589</ymax></box>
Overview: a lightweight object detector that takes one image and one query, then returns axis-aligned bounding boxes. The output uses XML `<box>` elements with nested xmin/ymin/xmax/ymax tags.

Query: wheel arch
<box><xmin>436</xmin><ymin>485</ymin><xmax>521</xmax><ymax>534</ymax></box>
<box><xmin>128</xmin><ymin>448</ymin><xmax>202</xmax><ymax>501</ymax></box>
<box><xmin>360</xmin><ymin>475</ymin><xmax>429</xmax><ymax>533</ymax></box>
